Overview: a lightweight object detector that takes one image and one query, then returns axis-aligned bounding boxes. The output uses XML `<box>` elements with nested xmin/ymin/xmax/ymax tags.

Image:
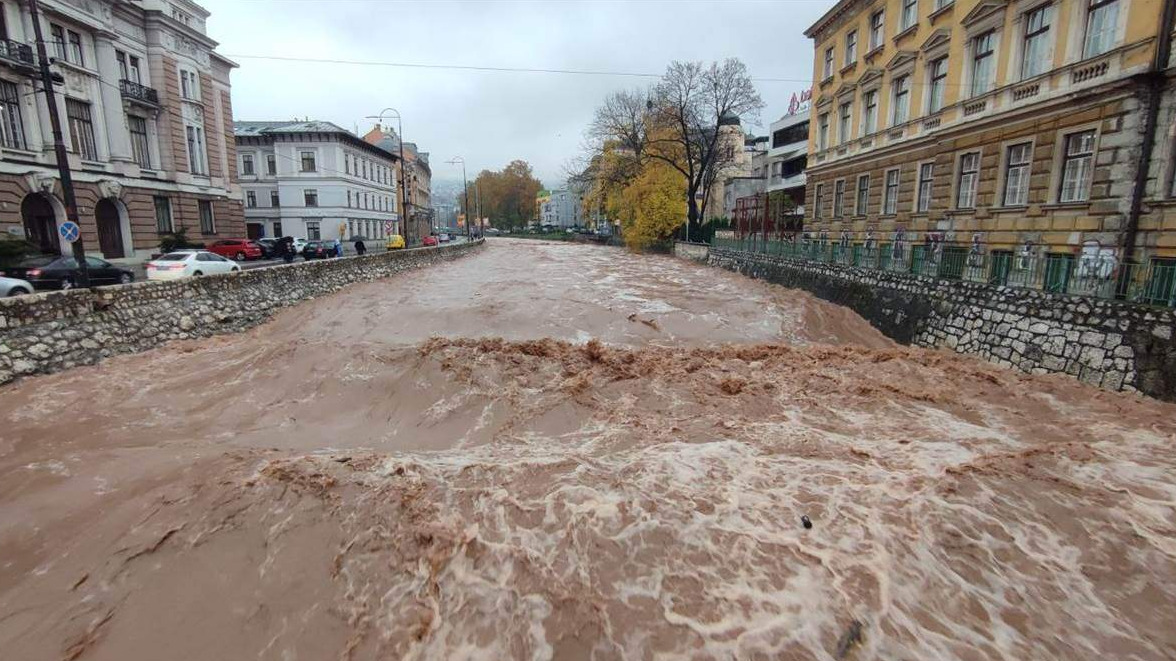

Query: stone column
<box><xmin>93</xmin><ymin>33</ymin><xmax>133</xmax><ymax>164</ymax></box>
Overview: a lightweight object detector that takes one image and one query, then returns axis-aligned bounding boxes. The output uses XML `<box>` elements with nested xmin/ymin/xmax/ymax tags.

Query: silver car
<box><xmin>0</xmin><ymin>276</ymin><xmax>34</xmax><ymax>297</ymax></box>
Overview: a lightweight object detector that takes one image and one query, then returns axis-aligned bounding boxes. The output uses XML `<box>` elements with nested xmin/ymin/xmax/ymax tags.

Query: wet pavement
<box><xmin>1</xmin><ymin>238</ymin><xmax>1174</xmax><ymax>660</ymax></box>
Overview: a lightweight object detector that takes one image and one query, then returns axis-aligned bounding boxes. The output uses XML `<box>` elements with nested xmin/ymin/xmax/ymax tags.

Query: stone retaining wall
<box><xmin>0</xmin><ymin>241</ymin><xmax>483</xmax><ymax>384</ymax></box>
<box><xmin>673</xmin><ymin>241</ymin><xmax>710</xmax><ymax>262</ymax></box>
<box><xmin>708</xmin><ymin>247</ymin><xmax>1176</xmax><ymax>401</ymax></box>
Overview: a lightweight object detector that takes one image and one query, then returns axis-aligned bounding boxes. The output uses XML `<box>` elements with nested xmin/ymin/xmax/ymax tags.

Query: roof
<box><xmin>234</xmin><ymin>121</ymin><xmax>400</xmax><ymax>161</ymax></box>
<box><xmin>233</xmin><ymin>121</ymin><xmax>352</xmax><ymax>137</ymax></box>
<box><xmin>805</xmin><ymin>0</ymin><xmax>863</xmax><ymax>39</ymax></box>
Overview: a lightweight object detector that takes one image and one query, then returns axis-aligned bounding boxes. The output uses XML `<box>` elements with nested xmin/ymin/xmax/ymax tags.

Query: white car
<box><xmin>288</xmin><ymin>237</ymin><xmax>308</xmax><ymax>253</ymax></box>
<box><xmin>0</xmin><ymin>275</ymin><xmax>33</xmax><ymax>296</ymax></box>
<box><xmin>438</xmin><ymin>233</ymin><xmax>451</xmax><ymax>243</ymax></box>
<box><xmin>146</xmin><ymin>250</ymin><xmax>242</xmax><ymax>281</ymax></box>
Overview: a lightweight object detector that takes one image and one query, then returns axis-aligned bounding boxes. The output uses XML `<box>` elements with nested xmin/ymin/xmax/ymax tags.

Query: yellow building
<box><xmin>803</xmin><ymin>0</ymin><xmax>1176</xmax><ymax>285</ymax></box>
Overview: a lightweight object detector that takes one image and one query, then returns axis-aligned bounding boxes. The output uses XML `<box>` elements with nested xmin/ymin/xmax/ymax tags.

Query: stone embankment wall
<box><xmin>0</xmin><ymin>241</ymin><xmax>483</xmax><ymax>384</ymax></box>
<box><xmin>673</xmin><ymin>241</ymin><xmax>710</xmax><ymax>262</ymax></box>
<box><xmin>708</xmin><ymin>247</ymin><xmax>1176</xmax><ymax>401</ymax></box>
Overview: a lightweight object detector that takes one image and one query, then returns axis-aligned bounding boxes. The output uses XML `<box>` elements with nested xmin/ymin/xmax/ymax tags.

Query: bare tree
<box><xmin>586</xmin><ymin>59</ymin><xmax>763</xmax><ymax>241</ymax></box>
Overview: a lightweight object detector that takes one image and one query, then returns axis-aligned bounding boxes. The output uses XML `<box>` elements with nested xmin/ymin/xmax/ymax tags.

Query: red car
<box><xmin>208</xmin><ymin>239</ymin><xmax>263</xmax><ymax>261</ymax></box>
<box><xmin>422</xmin><ymin>235</ymin><xmax>439</xmax><ymax>247</ymax></box>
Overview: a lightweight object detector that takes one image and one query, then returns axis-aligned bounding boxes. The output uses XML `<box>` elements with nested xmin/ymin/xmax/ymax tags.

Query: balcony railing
<box><xmin>119</xmin><ymin>79</ymin><xmax>159</xmax><ymax>106</ymax></box>
<box><xmin>0</xmin><ymin>39</ymin><xmax>34</xmax><ymax>68</ymax></box>
<box><xmin>712</xmin><ymin>236</ymin><xmax>1176</xmax><ymax>309</ymax></box>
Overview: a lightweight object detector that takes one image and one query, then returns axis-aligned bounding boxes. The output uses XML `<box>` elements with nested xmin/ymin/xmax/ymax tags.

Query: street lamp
<box><xmin>447</xmin><ymin>156</ymin><xmax>470</xmax><ymax>242</ymax></box>
<box><xmin>365</xmin><ymin>109</ymin><xmax>409</xmax><ymax>245</ymax></box>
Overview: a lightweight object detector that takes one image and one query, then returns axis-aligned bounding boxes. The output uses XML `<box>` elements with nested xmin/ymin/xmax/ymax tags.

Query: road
<box><xmin>1</xmin><ymin>238</ymin><xmax>1175</xmax><ymax>660</ymax></box>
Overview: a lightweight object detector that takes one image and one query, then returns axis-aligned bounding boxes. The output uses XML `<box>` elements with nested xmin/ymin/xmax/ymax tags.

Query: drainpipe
<box><xmin>1123</xmin><ymin>0</ymin><xmax>1176</xmax><ymax>267</ymax></box>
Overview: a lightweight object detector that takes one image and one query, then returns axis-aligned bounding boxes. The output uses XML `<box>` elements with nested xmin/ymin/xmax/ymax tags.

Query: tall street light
<box><xmin>447</xmin><ymin>157</ymin><xmax>470</xmax><ymax>242</ymax></box>
<box><xmin>365</xmin><ymin>109</ymin><xmax>409</xmax><ymax>245</ymax></box>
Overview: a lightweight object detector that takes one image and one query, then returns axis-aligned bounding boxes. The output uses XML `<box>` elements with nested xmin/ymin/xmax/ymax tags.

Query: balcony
<box><xmin>0</xmin><ymin>39</ymin><xmax>35</xmax><ymax>73</ymax></box>
<box><xmin>119</xmin><ymin>79</ymin><xmax>159</xmax><ymax>107</ymax></box>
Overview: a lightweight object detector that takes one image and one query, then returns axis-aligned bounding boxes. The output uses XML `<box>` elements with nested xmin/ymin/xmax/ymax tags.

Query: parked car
<box><xmin>207</xmin><ymin>239</ymin><xmax>262</xmax><ymax>261</ymax></box>
<box><xmin>0</xmin><ymin>275</ymin><xmax>34</xmax><ymax>296</ymax></box>
<box><xmin>288</xmin><ymin>237</ymin><xmax>308</xmax><ymax>253</ymax></box>
<box><xmin>438</xmin><ymin>233</ymin><xmax>451</xmax><ymax>243</ymax></box>
<box><xmin>484</xmin><ymin>228</ymin><xmax>501</xmax><ymax>235</ymax></box>
<box><xmin>254</xmin><ymin>238</ymin><xmax>279</xmax><ymax>258</ymax></box>
<box><xmin>386</xmin><ymin>234</ymin><xmax>405</xmax><ymax>250</ymax></box>
<box><xmin>301</xmin><ymin>241</ymin><xmax>335</xmax><ymax>260</ymax></box>
<box><xmin>422</xmin><ymin>235</ymin><xmax>439</xmax><ymax>247</ymax></box>
<box><xmin>145</xmin><ymin>250</ymin><xmax>242</xmax><ymax>280</ymax></box>
<box><xmin>0</xmin><ymin>255</ymin><xmax>134</xmax><ymax>290</ymax></box>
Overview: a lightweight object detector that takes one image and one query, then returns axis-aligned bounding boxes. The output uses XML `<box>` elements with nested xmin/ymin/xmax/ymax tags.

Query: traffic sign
<box><xmin>59</xmin><ymin>221</ymin><xmax>80</xmax><ymax>243</ymax></box>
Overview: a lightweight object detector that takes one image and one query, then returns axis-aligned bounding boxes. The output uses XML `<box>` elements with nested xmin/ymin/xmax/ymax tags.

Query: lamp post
<box><xmin>365</xmin><ymin>109</ymin><xmax>409</xmax><ymax>245</ymax></box>
<box><xmin>447</xmin><ymin>157</ymin><xmax>469</xmax><ymax>242</ymax></box>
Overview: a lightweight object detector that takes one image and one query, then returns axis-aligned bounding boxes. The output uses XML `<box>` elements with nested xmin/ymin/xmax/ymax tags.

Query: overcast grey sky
<box><xmin>203</xmin><ymin>0</ymin><xmax>828</xmax><ymax>189</ymax></box>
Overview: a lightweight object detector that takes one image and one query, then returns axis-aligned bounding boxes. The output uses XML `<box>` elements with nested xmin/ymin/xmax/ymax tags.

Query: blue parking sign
<box><xmin>59</xmin><ymin>221</ymin><xmax>80</xmax><ymax>243</ymax></box>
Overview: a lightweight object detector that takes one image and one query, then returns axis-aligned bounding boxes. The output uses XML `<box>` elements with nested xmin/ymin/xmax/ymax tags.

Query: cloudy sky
<box><xmin>202</xmin><ymin>0</ymin><xmax>829</xmax><ymax>189</ymax></box>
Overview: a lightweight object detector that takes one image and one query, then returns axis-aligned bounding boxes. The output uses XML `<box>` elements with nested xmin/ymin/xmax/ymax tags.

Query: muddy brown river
<box><xmin>1</xmin><ymin>238</ymin><xmax>1175</xmax><ymax>660</ymax></box>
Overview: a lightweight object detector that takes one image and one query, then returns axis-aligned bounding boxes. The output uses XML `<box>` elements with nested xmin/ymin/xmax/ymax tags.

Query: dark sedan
<box><xmin>301</xmin><ymin>241</ymin><xmax>336</xmax><ymax>260</ymax></box>
<box><xmin>254</xmin><ymin>238</ymin><xmax>279</xmax><ymax>258</ymax></box>
<box><xmin>0</xmin><ymin>255</ymin><xmax>134</xmax><ymax>290</ymax></box>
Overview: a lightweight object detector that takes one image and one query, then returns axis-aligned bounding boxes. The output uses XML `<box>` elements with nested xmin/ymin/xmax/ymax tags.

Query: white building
<box><xmin>546</xmin><ymin>188</ymin><xmax>582</xmax><ymax>229</ymax></box>
<box><xmin>765</xmin><ymin>110</ymin><xmax>809</xmax><ymax>212</ymax></box>
<box><xmin>234</xmin><ymin>121</ymin><xmax>399</xmax><ymax>242</ymax></box>
<box><xmin>0</xmin><ymin>0</ymin><xmax>243</xmax><ymax>262</ymax></box>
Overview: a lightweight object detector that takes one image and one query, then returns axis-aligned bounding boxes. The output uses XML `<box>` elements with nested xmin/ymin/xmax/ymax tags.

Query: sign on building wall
<box><xmin>787</xmin><ymin>89</ymin><xmax>813</xmax><ymax>116</ymax></box>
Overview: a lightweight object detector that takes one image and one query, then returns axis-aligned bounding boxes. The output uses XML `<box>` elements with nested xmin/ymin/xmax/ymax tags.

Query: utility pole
<box><xmin>448</xmin><ymin>157</ymin><xmax>469</xmax><ymax>242</ymax></box>
<box><xmin>474</xmin><ymin>182</ymin><xmax>480</xmax><ymax>238</ymax></box>
<box><xmin>28</xmin><ymin>0</ymin><xmax>89</xmax><ymax>287</ymax></box>
<box><xmin>367</xmin><ymin>109</ymin><xmax>408</xmax><ymax>244</ymax></box>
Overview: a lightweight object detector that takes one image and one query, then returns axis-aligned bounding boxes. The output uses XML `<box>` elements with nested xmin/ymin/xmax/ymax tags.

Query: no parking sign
<box><xmin>58</xmin><ymin>221</ymin><xmax>80</xmax><ymax>243</ymax></box>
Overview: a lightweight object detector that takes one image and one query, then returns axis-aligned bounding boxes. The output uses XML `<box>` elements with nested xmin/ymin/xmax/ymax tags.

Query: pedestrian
<box><xmin>355</xmin><ymin>238</ymin><xmax>366</xmax><ymax>256</ymax></box>
<box><xmin>282</xmin><ymin>236</ymin><xmax>296</xmax><ymax>264</ymax></box>
<box><xmin>334</xmin><ymin>237</ymin><xmax>343</xmax><ymax>258</ymax></box>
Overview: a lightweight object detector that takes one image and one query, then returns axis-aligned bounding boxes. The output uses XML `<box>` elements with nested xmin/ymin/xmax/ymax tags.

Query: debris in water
<box><xmin>835</xmin><ymin>619</ymin><xmax>865</xmax><ymax>659</ymax></box>
<box><xmin>802</xmin><ymin>515</ymin><xmax>813</xmax><ymax>529</ymax></box>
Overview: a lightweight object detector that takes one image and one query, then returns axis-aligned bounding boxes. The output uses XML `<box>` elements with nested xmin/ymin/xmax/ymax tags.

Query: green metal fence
<box><xmin>711</xmin><ymin>237</ymin><xmax>1176</xmax><ymax>309</ymax></box>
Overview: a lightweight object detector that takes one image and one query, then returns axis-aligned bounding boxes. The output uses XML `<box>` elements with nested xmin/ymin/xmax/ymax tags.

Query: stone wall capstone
<box><xmin>707</xmin><ymin>247</ymin><xmax>1176</xmax><ymax>401</ymax></box>
<box><xmin>0</xmin><ymin>241</ymin><xmax>483</xmax><ymax>384</ymax></box>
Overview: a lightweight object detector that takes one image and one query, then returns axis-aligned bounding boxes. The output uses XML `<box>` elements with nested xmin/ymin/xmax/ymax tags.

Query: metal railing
<box><xmin>119</xmin><ymin>79</ymin><xmax>159</xmax><ymax>106</ymax></box>
<box><xmin>712</xmin><ymin>236</ymin><xmax>1176</xmax><ymax>309</ymax></box>
<box><xmin>0</xmin><ymin>39</ymin><xmax>34</xmax><ymax>67</ymax></box>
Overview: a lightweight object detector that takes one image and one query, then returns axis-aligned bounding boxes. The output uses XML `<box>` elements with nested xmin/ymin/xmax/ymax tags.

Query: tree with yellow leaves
<box><xmin>616</xmin><ymin>158</ymin><xmax>685</xmax><ymax>251</ymax></box>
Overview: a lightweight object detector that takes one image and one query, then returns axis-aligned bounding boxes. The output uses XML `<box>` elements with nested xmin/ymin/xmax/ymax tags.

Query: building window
<box><xmin>838</xmin><ymin>102</ymin><xmax>852</xmax><ymax>144</ymax></box>
<box><xmin>927</xmin><ymin>57</ymin><xmax>948</xmax><ymax>113</ymax></box>
<box><xmin>957</xmin><ymin>152</ymin><xmax>980</xmax><ymax>208</ymax></box>
<box><xmin>823</xmin><ymin>47</ymin><xmax>834</xmax><ymax>79</ymax></box>
<box><xmin>50</xmin><ymin>24</ymin><xmax>67</xmax><ymax>61</ymax></box>
<box><xmin>241</xmin><ymin>154</ymin><xmax>255</xmax><ymax>175</ymax></box>
<box><xmin>246</xmin><ymin>191</ymin><xmax>257</xmax><ymax>208</ymax></box>
<box><xmin>869</xmin><ymin>10</ymin><xmax>885</xmax><ymax>49</ymax></box>
<box><xmin>1003</xmin><ymin>142</ymin><xmax>1033</xmax><ymax>206</ymax></box>
<box><xmin>66</xmin><ymin>99</ymin><xmax>97</xmax><ymax>160</ymax></box>
<box><xmin>891</xmin><ymin>76</ymin><xmax>910</xmax><ymax>125</ymax></box>
<box><xmin>185</xmin><ymin>125</ymin><xmax>206</xmax><ymax>174</ymax></box>
<box><xmin>1084</xmin><ymin>0</ymin><xmax>1119</xmax><ymax>58</ymax></box>
<box><xmin>916</xmin><ymin>162</ymin><xmax>934</xmax><ymax>212</ymax></box>
<box><xmin>1022</xmin><ymin>5</ymin><xmax>1052</xmax><ymax>79</ymax></box>
<box><xmin>834</xmin><ymin>180</ymin><xmax>845</xmax><ymax>217</ymax></box>
<box><xmin>67</xmin><ymin>29</ymin><xmax>84</xmax><ymax>66</ymax></box>
<box><xmin>856</xmin><ymin>175</ymin><xmax>870</xmax><ymax>215</ymax></box>
<box><xmin>304</xmin><ymin>189</ymin><xmax>318</xmax><ymax>207</ymax></box>
<box><xmin>153</xmin><ymin>196</ymin><xmax>172</xmax><ymax>233</ymax></box>
<box><xmin>117</xmin><ymin>51</ymin><xmax>141</xmax><ymax>83</ymax></box>
<box><xmin>305</xmin><ymin>220</ymin><xmax>321</xmax><ymax>240</ymax></box>
<box><xmin>345</xmin><ymin>155</ymin><xmax>351</xmax><ymax>175</ymax></box>
<box><xmin>901</xmin><ymin>0</ymin><xmax>918</xmax><ymax>30</ymax></box>
<box><xmin>270</xmin><ymin>190</ymin><xmax>280</xmax><ymax>207</ymax></box>
<box><xmin>935</xmin><ymin>0</ymin><xmax>953</xmax><ymax>8</ymax></box>
<box><xmin>0</xmin><ymin>80</ymin><xmax>27</xmax><ymax>150</ymax></box>
<box><xmin>845</xmin><ymin>31</ymin><xmax>858</xmax><ymax>65</ymax></box>
<box><xmin>266</xmin><ymin>154</ymin><xmax>276</xmax><ymax>175</ymax></box>
<box><xmin>862</xmin><ymin>90</ymin><xmax>878</xmax><ymax>135</ymax></box>
<box><xmin>198</xmin><ymin>200</ymin><xmax>215</xmax><ymax>234</ymax></box>
<box><xmin>128</xmin><ymin>115</ymin><xmax>150</xmax><ymax>168</ymax></box>
<box><xmin>883</xmin><ymin>169</ymin><xmax>900</xmax><ymax>214</ymax></box>
<box><xmin>362</xmin><ymin>160</ymin><xmax>369</xmax><ymax>179</ymax></box>
<box><xmin>179</xmin><ymin>69</ymin><xmax>199</xmax><ymax>101</ymax></box>
<box><xmin>813</xmin><ymin>183</ymin><xmax>825</xmax><ymax>220</ymax></box>
<box><xmin>818</xmin><ymin>112</ymin><xmax>829</xmax><ymax>149</ymax></box>
<box><xmin>301</xmin><ymin>151</ymin><xmax>316</xmax><ymax>172</ymax></box>
<box><xmin>1059</xmin><ymin>130</ymin><xmax>1096</xmax><ymax>202</ymax></box>
<box><xmin>347</xmin><ymin>190</ymin><xmax>352</xmax><ymax>207</ymax></box>
<box><xmin>971</xmin><ymin>31</ymin><xmax>995</xmax><ymax>96</ymax></box>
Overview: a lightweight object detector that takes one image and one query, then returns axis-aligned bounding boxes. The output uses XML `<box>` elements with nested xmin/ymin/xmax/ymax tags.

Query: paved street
<box><xmin>2</xmin><ymin>240</ymin><xmax>1175</xmax><ymax>660</ymax></box>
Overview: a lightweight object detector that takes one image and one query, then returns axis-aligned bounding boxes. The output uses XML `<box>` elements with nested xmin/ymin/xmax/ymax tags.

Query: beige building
<box><xmin>803</xmin><ymin>0</ymin><xmax>1176</xmax><ymax>286</ymax></box>
<box><xmin>0</xmin><ymin>0</ymin><xmax>242</xmax><ymax>262</ymax></box>
<box><xmin>362</xmin><ymin>124</ymin><xmax>431</xmax><ymax>242</ymax></box>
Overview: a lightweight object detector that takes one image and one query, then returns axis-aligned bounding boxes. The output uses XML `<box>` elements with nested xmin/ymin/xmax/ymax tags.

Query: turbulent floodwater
<box><xmin>1</xmin><ymin>238</ymin><xmax>1175</xmax><ymax>661</ymax></box>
